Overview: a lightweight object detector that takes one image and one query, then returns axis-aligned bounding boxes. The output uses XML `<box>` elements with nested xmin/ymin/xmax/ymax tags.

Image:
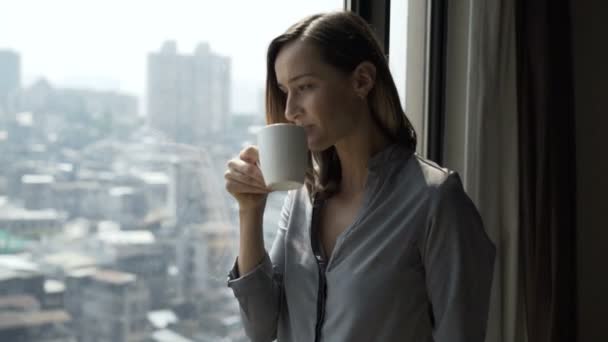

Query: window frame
<box><xmin>348</xmin><ymin>0</ymin><xmax>448</xmax><ymax>162</ymax></box>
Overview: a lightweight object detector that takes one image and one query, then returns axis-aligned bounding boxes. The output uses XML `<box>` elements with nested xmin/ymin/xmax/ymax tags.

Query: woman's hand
<box><xmin>224</xmin><ymin>145</ymin><xmax>271</xmax><ymax>212</ymax></box>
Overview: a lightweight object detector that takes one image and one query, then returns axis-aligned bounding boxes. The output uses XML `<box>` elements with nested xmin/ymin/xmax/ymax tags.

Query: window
<box><xmin>0</xmin><ymin>1</ymin><xmax>342</xmax><ymax>340</ymax></box>
<box><xmin>388</xmin><ymin>0</ymin><xmax>431</xmax><ymax>157</ymax></box>
<box><xmin>389</xmin><ymin>0</ymin><xmax>410</xmax><ymax>109</ymax></box>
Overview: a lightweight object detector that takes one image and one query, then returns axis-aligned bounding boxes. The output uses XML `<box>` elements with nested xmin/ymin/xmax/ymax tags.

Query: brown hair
<box><xmin>265</xmin><ymin>11</ymin><xmax>417</xmax><ymax>199</ymax></box>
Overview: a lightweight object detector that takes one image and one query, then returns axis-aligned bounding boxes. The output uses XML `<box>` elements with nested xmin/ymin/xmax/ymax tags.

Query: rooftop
<box><xmin>51</xmin><ymin>181</ymin><xmax>100</xmax><ymax>191</ymax></box>
<box><xmin>147</xmin><ymin>309</ymin><xmax>178</xmax><ymax>329</ymax></box>
<box><xmin>151</xmin><ymin>329</ymin><xmax>194</xmax><ymax>342</ymax></box>
<box><xmin>0</xmin><ymin>269</ymin><xmax>22</xmax><ymax>282</ymax></box>
<box><xmin>66</xmin><ymin>267</ymin><xmax>97</xmax><ymax>279</ymax></box>
<box><xmin>0</xmin><ymin>207</ymin><xmax>65</xmax><ymax>221</ymax></box>
<box><xmin>0</xmin><ymin>295</ymin><xmax>40</xmax><ymax>311</ymax></box>
<box><xmin>109</xmin><ymin>186</ymin><xmax>135</xmax><ymax>197</ymax></box>
<box><xmin>97</xmin><ymin>230</ymin><xmax>155</xmax><ymax>245</ymax></box>
<box><xmin>0</xmin><ymin>310</ymin><xmax>70</xmax><ymax>330</ymax></box>
<box><xmin>41</xmin><ymin>251</ymin><xmax>97</xmax><ymax>270</ymax></box>
<box><xmin>92</xmin><ymin>269</ymin><xmax>136</xmax><ymax>285</ymax></box>
<box><xmin>44</xmin><ymin>279</ymin><xmax>66</xmax><ymax>294</ymax></box>
<box><xmin>0</xmin><ymin>254</ymin><xmax>39</xmax><ymax>273</ymax></box>
<box><xmin>138</xmin><ymin>171</ymin><xmax>170</xmax><ymax>185</ymax></box>
<box><xmin>21</xmin><ymin>174</ymin><xmax>54</xmax><ymax>184</ymax></box>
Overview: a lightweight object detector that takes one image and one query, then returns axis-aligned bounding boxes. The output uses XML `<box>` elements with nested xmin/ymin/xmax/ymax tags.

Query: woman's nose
<box><xmin>284</xmin><ymin>93</ymin><xmax>300</xmax><ymax>122</ymax></box>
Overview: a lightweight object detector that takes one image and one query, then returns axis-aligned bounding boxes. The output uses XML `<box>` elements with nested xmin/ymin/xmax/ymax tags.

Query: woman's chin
<box><xmin>306</xmin><ymin>139</ymin><xmax>321</xmax><ymax>152</ymax></box>
<box><xmin>307</xmin><ymin>143</ymin><xmax>321</xmax><ymax>152</ymax></box>
<box><xmin>307</xmin><ymin>139</ymin><xmax>331</xmax><ymax>153</ymax></box>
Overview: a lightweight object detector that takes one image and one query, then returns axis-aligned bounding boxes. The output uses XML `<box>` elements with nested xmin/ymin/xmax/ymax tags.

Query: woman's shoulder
<box><xmin>403</xmin><ymin>155</ymin><xmax>476</xmax><ymax>218</ymax></box>
<box><xmin>392</xmin><ymin>152</ymin><xmax>460</xmax><ymax>192</ymax></box>
<box><xmin>371</xmin><ymin>143</ymin><xmax>456</xmax><ymax>189</ymax></box>
<box><xmin>411</xmin><ymin>154</ymin><xmax>455</xmax><ymax>186</ymax></box>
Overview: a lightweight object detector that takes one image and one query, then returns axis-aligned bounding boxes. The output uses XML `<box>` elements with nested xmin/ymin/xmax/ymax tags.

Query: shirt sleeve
<box><xmin>226</xmin><ymin>191</ymin><xmax>293</xmax><ymax>342</ymax></box>
<box><xmin>422</xmin><ymin>173</ymin><xmax>496</xmax><ymax>342</ymax></box>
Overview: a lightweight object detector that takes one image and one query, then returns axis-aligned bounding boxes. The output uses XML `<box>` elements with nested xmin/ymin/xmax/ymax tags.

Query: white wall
<box><xmin>571</xmin><ymin>1</ymin><xmax>608</xmax><ymax>341</ymax></box>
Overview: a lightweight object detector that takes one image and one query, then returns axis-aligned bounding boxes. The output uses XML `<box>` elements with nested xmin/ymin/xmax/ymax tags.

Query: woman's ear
<box><xmin>352</xmin><ymin>61</ymin><xmax>376</xmax><ymax>99</ymax></box>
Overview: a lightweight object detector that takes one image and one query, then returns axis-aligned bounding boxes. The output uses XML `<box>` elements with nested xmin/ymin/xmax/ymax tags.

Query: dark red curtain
<box><xmin>515</xmin><ymin>0</ymin><xmax>577</xmax><ymax>341</ymax></box>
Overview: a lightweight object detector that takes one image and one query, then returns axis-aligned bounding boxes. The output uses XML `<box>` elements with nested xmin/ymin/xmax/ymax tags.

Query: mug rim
<box><xmin>263</xmin><ymin>123</ymin><xmax>298</xmax><ymax>127</ymax></box>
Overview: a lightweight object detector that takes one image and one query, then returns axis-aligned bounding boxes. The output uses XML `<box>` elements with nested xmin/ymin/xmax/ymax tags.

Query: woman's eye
<box><xmin>297</xmin><ymin>84</ymin><xmax>313</xmax><ymax>92</ymax></box>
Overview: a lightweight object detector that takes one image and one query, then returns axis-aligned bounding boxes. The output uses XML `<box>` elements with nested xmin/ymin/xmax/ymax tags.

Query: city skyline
<box><xmin>0</xmin><ymin>2</ymin><xmax>344</xmax><ymax>340</ymax></box>
<box><xmin>0</xmin><ymin>0</ymin><xmax>343</xmax><ymax>114</ymax></box>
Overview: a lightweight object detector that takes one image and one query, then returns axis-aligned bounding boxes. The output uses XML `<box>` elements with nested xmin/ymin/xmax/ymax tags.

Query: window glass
<box><xmin>0</xmin><ymin>1</ymin><xmax>342</xmax><ymax>340</ymax></box>
<box><xmin>389</xmin><ymin>0</ymin><xmax>409</xmax><ymax>108</ymax></box>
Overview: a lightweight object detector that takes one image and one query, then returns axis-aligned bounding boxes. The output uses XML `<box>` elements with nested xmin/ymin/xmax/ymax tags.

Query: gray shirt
<box><xmin>227</xmin><ymin>143</ymin><xmax>496</xmax><ymax>342</ymax></box>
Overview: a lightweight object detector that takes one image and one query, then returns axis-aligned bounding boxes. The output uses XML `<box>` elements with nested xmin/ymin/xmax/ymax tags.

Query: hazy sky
<box><xmin>0</xmin><ymin>0</ymin><xmax>343</xmax><ymax>113</ymax></box>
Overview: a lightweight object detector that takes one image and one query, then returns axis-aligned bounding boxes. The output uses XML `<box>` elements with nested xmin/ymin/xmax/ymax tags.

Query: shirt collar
<box><xmin>367</xmin><ymin>143</ymin><xmax>415</xmax><ymax>175</ymax></box>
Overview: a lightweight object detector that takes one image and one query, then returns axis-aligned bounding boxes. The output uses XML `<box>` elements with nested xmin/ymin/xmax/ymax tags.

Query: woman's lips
<box><xmin>303</xmin><ymin>126</ymin><xmax>316</xmax><ymax>144</ymax></box>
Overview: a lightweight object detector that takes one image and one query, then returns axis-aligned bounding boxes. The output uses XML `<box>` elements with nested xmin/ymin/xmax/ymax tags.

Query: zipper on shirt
<box><xmin>311</xmin><ymin>195</ymin><xmax>327</xmax><ymax>342</ymax></box>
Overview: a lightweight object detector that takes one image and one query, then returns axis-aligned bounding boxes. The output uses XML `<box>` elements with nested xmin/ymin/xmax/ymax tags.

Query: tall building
<box><xmin>0</xmin><ymin>49</ymin><xmax>21</xmax><ymax>114</ymax></box>
<box><xmin>147</xmin><ymin>41</ymin><xmax>231</xmax><ymax>144</ymax></box>
<box><xmin>79</xmin><ymin>269</ymin><xmax>150</xmax><ymax>342</ymax></box>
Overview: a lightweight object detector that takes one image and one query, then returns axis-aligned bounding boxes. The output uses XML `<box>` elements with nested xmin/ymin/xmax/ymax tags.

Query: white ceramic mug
<box><xmin>257</xmin><ymin>123</ymin><xmax>309</xmax><ymax>191</ymax></box>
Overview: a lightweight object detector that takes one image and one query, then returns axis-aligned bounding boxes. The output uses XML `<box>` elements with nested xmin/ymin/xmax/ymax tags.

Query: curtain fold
<box><xmin>461</xmin><ymin>1</ymin><xmax>526</xmax><ymax>341</ymax></box>
<box><xmin>515</xmin><ymin>0</ymin><xmax>577</xmax><ymax>341</ymax></box>
<box><xmin>443</xmin><ymin>0</ymin><xmax>577</xmax><ymax>340</ymax></box>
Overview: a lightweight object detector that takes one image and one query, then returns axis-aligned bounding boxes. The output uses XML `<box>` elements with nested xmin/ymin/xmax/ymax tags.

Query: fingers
<box><xmin>224</xmin><ymin>164</ymin><xmax>266</xmax><ymax>188</ymax></box>
<box><xmin>227</xmin><ymin>158</ymin><xmax>265</xmax><ymax>186</ymax></box>
<box><xmin>224</xmin><ymin>146</ymin><xmax>270</xmax><ymax>196</ymax></box>
<box><xmin>239</xmin><ymin>145</ymin><xmax>259</xmax><ymax>164</ymax></box>
<box><xmin>224</xmin><ymin>173</ymin><xmax>270</xmax><ymax>195</ymax></box>
<box><xmin>225</xmin><ymin>156</ymin><xmax>267</xmax><ymax>189</ymax></box>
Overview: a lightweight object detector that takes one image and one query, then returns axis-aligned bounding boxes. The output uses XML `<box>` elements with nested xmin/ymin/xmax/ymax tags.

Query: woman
<box><xmin>224</xmin><ymin>11</ymin><xmax>495</xmax><ymax>342</ymax></box>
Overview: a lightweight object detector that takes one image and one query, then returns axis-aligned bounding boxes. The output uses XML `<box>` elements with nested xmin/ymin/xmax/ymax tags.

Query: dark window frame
<box><xmin>348</xmin><ymin>0</ymin><xmax>447</xmax><ymax>164</ymax></box>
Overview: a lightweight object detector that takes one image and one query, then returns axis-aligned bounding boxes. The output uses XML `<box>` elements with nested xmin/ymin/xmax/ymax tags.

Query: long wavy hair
<box><xmin>265</xmin><ymin>11</ymin><xmax>417</xmax><ymax>200</ymax></box>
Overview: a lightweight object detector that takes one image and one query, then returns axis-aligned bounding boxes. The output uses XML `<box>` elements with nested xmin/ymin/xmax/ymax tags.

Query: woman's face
<box><xmin>274</xmin><ymin>41</ymin><xmax>363</xmax><ymax>152</ymax></box>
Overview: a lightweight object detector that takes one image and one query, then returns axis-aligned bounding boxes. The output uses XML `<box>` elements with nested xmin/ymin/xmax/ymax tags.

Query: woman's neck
<box><xmin>334</xmin><ymin>120</ymin><xmax>390</xmax><ymax>197</ymax></box>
